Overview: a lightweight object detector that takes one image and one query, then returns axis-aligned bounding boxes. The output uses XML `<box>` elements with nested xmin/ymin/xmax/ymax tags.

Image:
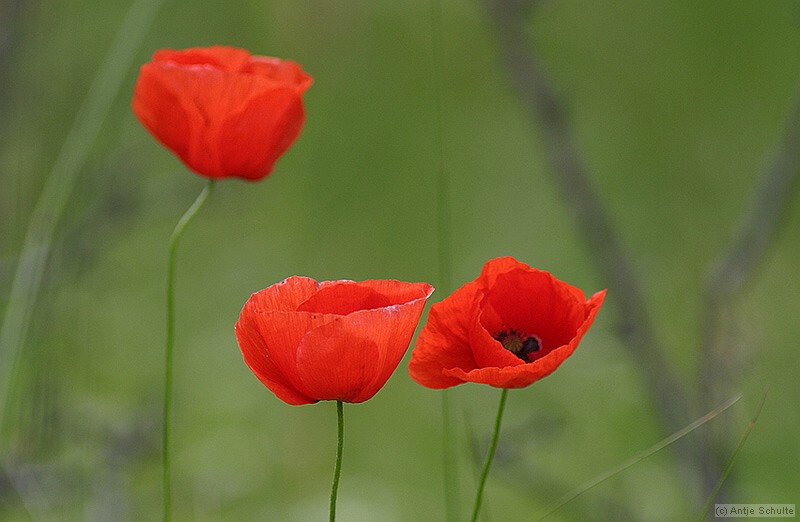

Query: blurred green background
<box><xmin>1</xmin><ymin>0</ymin><xmax>799</xmax><ymax>520</ymax></box>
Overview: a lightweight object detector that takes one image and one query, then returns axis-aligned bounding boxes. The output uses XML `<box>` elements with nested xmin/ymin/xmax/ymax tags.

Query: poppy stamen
<box><xmin>494</xmin><ymin>329</ymin><xmax>540</xmax><ymax>362</ymax></box>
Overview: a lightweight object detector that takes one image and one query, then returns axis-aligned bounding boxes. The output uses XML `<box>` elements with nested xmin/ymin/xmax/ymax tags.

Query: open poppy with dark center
<box><xmin>236</xmin><ymin>276</ymin><xmax>434</xmax><ymax>405</ymax></box>
<box><xmin>132</xmin><ymin>45</ymin><xmax>312</xmax><ymax>180</ymax></box>
<box><xmin>409</xmin><ymin>257</ymin><xmax>605</xmax><ymax>389</ymax></box>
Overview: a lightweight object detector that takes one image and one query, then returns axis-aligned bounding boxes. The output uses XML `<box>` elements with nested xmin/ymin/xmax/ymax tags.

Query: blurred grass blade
<box><xmin>697</xmin><ymin>388</ymin><xmax>769</xmax><ymax>522</ymax></box>
<box><xmin>535</xmin><ymin>393</ymin><xmax>742</xmax><ymax>521</ymax></box>
<box><xmin>428</xmin><ymin>0</ymin><xmax>458</xmax><ymax>517</ymax></box>
<box><xmin>0</xmin><ymin>0</ymin><xmax>166</xmax><ymax>436</ymax></box>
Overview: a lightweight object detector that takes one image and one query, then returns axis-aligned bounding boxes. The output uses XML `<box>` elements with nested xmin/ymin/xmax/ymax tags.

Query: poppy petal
<box><xmin>297</xmin><ymin>286</ymin><xmax>432</xmax><ymax>402</ymax></box>
<box><xmin>443</xmin><ymin>360</ymin><xmax>559</xmax><ymax>388</ymax></box>
<box><xmin>153</xmin><ymin>46</ymin><xmax>251</xmax><ymax>71</ymax></box>
<box><xmin>236</xmin><ymin>277</ymin><xmax>329</xmax><ymax>404</ymax></box>
<box><xmin>131</xmin><ymin>64</ymin><xmax>192</xmax><ymax>163</ymax></box>
<box><xmin>408</xmin><ymin>282</ymin><xmax>482</xmax><ymax>388</ymax></box>
<box><xmin>243</xmin><ymin>56</ymin><xmax>314</xmax><ymax>92</ymax></box>
<box><xmin>294</xmin><ymin>317</ymin><xmax>381</xmax><ymax>402</ymax></box>
<box><xmin>298</xmin><ymin>279</ymin><xmax>426</xmax><ymax>315</ymax></box>
<box><xmin>245</xmin><ymin>276</ymin><xmax>319</xmax><ymax>312</ymax></box>
<box><xmin>469</xmin><ymin>315</ymin><xmax>526</xmax><ymax>369</ymax></box>
<box><xmin>481</xmin><ymin>268</ymin><xmax>586</xmax><ymax>351</ymax></box>
<box><xmin>476</xmin><ymin>255</ymin><xmax>526</xmax><ymax>288</ymax></box>
<box><xmin>217</xmin><ymin>88</ymin><xmax>304</xmax><ymax>179</ymax></box>
<box><xmin>235</xmin><ymin>310</ymin><xmax>316</xmax><ymax>405</ymax></box>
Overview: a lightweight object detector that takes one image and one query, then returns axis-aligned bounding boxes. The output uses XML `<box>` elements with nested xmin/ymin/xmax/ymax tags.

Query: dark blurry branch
<box><xmin>698</xmin><ymin>87</ymin><xmax>800</xmax><ymax>496</ymax></box>
<box><xmin>704</xmin><ymin>90</ymin><xmax>800</xmax><ymax>304</ymax></box>
<box><xmin>483</xmin><ymin>0</ymin><xmax>800</xmax><ymax>509</ymax></box>
<box><xmin>482</xmin><ymin>0</ymin><xmax>694</xmax><ymax>435</ymax></box>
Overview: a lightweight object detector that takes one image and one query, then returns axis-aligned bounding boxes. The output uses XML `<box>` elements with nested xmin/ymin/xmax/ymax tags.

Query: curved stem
<box><xmin>330</xmin><ymin>400</ymin><xmax>344</xmax><ymax>522</ymax></box>
<box><xmin>163</xmin><ymin>179</ymin><xmax>215</xmax><ymax>522</ymax></box>
<box><xmin>470</xmin><ymin>388</ymin><xmax>509</xmax><ymax>522</ymax></box>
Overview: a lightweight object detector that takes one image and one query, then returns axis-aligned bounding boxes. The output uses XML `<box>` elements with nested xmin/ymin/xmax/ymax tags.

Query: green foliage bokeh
<box><xmin>1</xmin><ymin>1</ymin><xmax>798</xmax><ymax>520</ymax></box>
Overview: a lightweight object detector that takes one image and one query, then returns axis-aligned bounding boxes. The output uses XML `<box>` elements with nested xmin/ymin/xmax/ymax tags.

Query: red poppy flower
<box><xmin>235</xmin><ymin>276</ymin><xmax>434</xmax><ymax>405</ymax></box>
<box><xmin>132</xmin><ymin>45</ymin><xmax>312</xmax><ymax>180</ymax></box>
<box><xmin>409</xmin><ymin>257</ymin><xmax>605</xmax><ymax>389</ymax></box>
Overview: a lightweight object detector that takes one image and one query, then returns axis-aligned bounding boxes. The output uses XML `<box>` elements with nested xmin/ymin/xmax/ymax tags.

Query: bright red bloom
<box><xmin>235</xmin><ymin>277</ymin><xmax>434</xmax><ymax>405</ymax></box>
<box><xmin>409</xmin><ymin>257</ymin><xmax>605</xmax><ymax>389</ymax></box>
<box><xmin>132</xmin><ymin>46</ymin><xmax>312</xmax><ymax>180</ymax></box>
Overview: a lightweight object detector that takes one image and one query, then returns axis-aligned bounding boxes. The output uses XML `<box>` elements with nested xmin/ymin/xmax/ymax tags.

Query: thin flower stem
<box><xmin>428</xmin><ymin>0</ymin><xmax>458</xmax><ymax>518</ymax></box>
<box><xmin>696</xmin><ymin>389</ymin><xmax>769</xmax><ymax>522</ymax></box>
<box><xmin>470</xmin><ymin>388</ymin><xmax>509</xmax><ymax>522</ymax></box>
<box><xmin>535</xmin><ymin>393</ymin><xmax>742</xmax><ymax>521</ymax></box>
<box><xmin>163</xmin><ymin>179</ymin><xmax>215</xmax><ymax>522</ymax></box>
<box><xmin>330</xmin><ymin>400</ymin><xmax>344</xmax><ymax>522</ymax></box>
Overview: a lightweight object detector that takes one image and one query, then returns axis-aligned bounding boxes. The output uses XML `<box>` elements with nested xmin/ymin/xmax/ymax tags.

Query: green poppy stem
<box><xmin>163</xmin><ymin>179</ymin><xmax>215</xmax><ymax>522</ymax></box>
<box><xmin>470</xmin><ymin>388</ymin><xmax>509</xmax><ymax>522</ymax></box>
<box><xmin>330</xmin><ymin>400</ymin><xmax>345</xmax><ymax>522</ymax></box>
